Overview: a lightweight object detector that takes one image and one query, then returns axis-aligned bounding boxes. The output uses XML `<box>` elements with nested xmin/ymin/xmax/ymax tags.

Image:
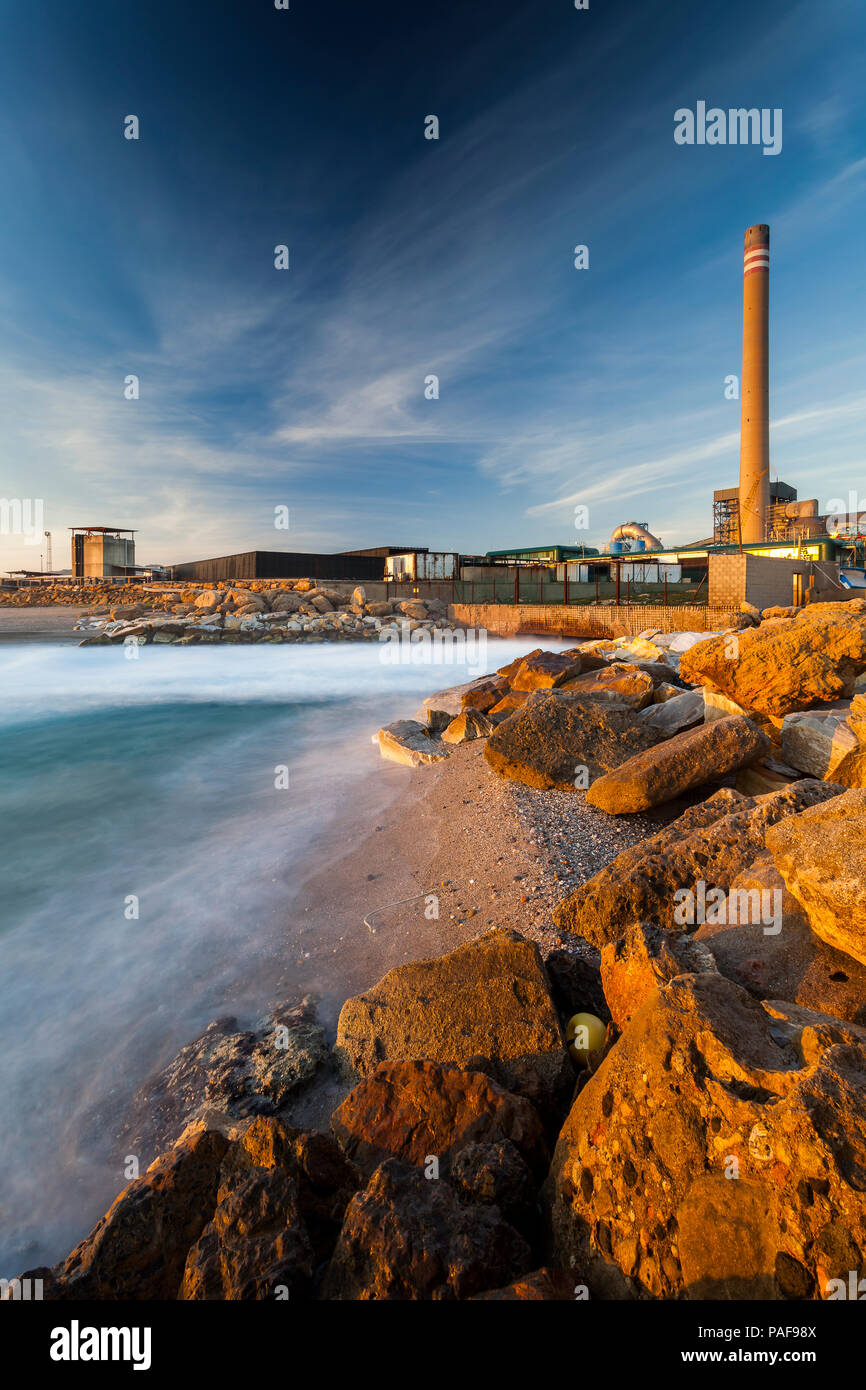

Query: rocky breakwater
<box><xmin>19</xmin><ymin>930</ymin><xmax>602</xmax><ymax>1301</ymax></box>
<box><xmin>375</xmin><ymin>636</ymin><xmax>699</xmax><ymax>771</ymax></box>
<box><xmin>74</xmin><ymin>582</ymin><xmax>462</xmax><ymax>647</ymax></box>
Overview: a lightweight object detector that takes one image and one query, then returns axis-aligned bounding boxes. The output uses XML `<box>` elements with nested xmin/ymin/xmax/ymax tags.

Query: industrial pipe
<box><xmin>609</xmin><ymin>521</ymin><xmax>663</xmax><ymax>551</ymax></box>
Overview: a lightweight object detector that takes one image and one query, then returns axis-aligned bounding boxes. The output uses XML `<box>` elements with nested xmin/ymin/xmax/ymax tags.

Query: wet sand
<box><xmin>0</xmin><ymin>606</ymin><xmax>92</xmax><ymax>641</ymax></box>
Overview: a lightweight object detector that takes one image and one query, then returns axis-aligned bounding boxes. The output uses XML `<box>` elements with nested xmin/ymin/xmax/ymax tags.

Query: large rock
<box><xmin>377</xmin><ymin>719</ymin><xmax>449</xmax><ymax>767</ymax></box>
<box><xmin>696</xmin><ymin>853</ymin><xmax>866</xmax><ymax>1023</ymax></box>
<box><xmin>766</xmin><ymin>788</ymin><xmax>866</xmax><ymax>965</ymax></box>
<box><xmin>545</xmin><ymin>973</ymin><xmax>866</xmax><ymax>1299</ymax></box>
<box><xmin>585</xmin><ymin>715</ymin><xmax>769</xmax><ymax>814</ymax></box>
<box><xmin>558</xmin><ymin>663</ymin><xmax>654</xmax><ymax>710</ymax></box>
<box><xmin>553</xmin><ymin>781</ymin><xmax>842</xmax><ymax>948</ymax></box>
<box><xmin>441</xmin><ymin>709</ymin><xmax>493</xmax><ymax>744</ymax></box>
<box><xmin>414</xmin><ymin>676</ymin><xmax>500</xmax><ymax>722</ymax></box>
<box><xmin>330</xmin><ymin>1060</ymin><xmax>547</xmax><ymax>1179</ymax></box>
<box><xmin>600</xmin><ymin>921</ymin><xmax>716</xmax><ymax>1029</ymax></box>
<box><xmin>180</xmin><ymin>1164</ymin><xmax>313</xmax><ymax>1300</ymax></box>
<box><xmin>471</xmin><ymin>1266</ymin><xmax>575</xmax><ymax>1300</ymax></box>
<box><xmin>639</xmin><ymin>688</ymin><xmax>704</xmax><ymax>736</ymax></box>
<box><xmin>509</xmin><ymin>650</ymin><xmax>582</xmax><ymax>692</ymax></box>
<box><xmin>449</xmin><ymin>1141</ymin><xmax>539</xmax><ymax>1242</ymax></box>
<box><xmin>320</xmin><ymin>1159</ymin><xmax>533</xmax><ymax>1300</ymax></box>
<box><xmin>461</xmin><ymin>677</ymin><xmax>507</xmax><ymax>714</ymax></box>
<box><xmin>780</xmin><ymin>703</ymin><xmax>861</xmax><ymax>781</ymax></box>
<box><xmin>484</xmin><ymin>691</ymin><xmax>662</xmax><ymax>791</ymax></box>
<box><xmin>680</xmin><ymin>600</ymin><xmax>866</xmax><ymax>717</ymax></box>
<box><xmin>487</xmin><ymin>690</ymin><xmax>529</xmax><ymax>721</ymax></box>
<box><xmin>47</xmin><ymin>1132</ymin><xmax>229</xmax><ymax>1299</ymax></box>
<box><xmin>115</xmin><ymin>1003</ymin><xmax>327</xmax><ymax>1164</ymax></box>
<box><xmin>268</xmin><ymin>590</ymin><xmax>305</xmax><ymax>614</ymax></box>
<box><xmin>334</xmin><ymin>928</ymin><xmax>571</xmax><ymax>1109</ymax></box>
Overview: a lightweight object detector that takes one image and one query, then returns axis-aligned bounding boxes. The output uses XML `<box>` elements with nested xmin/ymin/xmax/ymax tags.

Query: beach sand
<box><xmin>278</xmin><ymin>733</ymin><xmax>689</xmax><ymax>1131</ymax></box>
<box><xmin>0</xmin><ymin>605</ymin><xmax>93</xmax><ymax>641</ymax></box>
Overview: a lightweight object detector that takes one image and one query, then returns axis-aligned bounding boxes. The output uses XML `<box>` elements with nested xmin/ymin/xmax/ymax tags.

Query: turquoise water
<box><xmin>0</xmin><ymin>637</ymin><xmax>541</xmax><ymax>1275</ymax></box>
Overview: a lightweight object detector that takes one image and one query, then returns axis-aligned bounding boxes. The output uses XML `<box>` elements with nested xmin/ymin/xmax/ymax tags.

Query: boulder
<box><xmin>509</xmin><ymin>650</ymin><xmax>582</xmax><ymax>692</ymax></box>
<box><xmin>553</xmin><ymin>781</ymin><xmax>842</xmax><ymax>948</ymax></box>
<box><xmin>703</xmin><ymin>688</ymin><xmax>750</xmax><ymax>723</ymax></box>
<box><xmin>320</xmin><ymin>1159</ymin><xmax>532</xmax><ymax>1300</ymax></box>
<box><xmin>334</xmin><ymin>928</ymin><xmax>571</xmax><ymax>1109</ymax></box>
<box><xmin>498</xmin><ymin>649</ymin><xmax>542</xmax><ymax>681</ymax></box>
<box><xmin>461</xmin><ymin>677</ymin><xmax>507</xmax><ymax>713</ymax></box>
<box><xmin>487</xmin><ymin>690</ymin><xmax>529</xmax><ymax>721</ymax></box>
<box><xmin>268</xmin><ymin>590</ymin><xmax>305</xmax><ymax>614</ymax></box>
<box><xmin>194</xmin><ymin>591</ymin><xmax>224</xmax><ymax>609</ymax></box>
<box><xmin>377</xmin><ymin>719</ymin><xmax>449</xmax><ymax>767</ymax></box>
<box><xmin>600</xmin><ymin>921</ymin><xmax>717</xmax><ymax>1029</ymax></box>
<box><xmin>780</xmin><ymin>703</ymin><xmax>861</xmax><ymax>782</ymax></box>
<box><xmin>398</xmin><ymin>600</ymin><xmax>430</xmax><ymax>621</ymax></box>
<box><xmin>679</xmin><ymin>600</ymin><xmax>866</xmax><ymax>717</ymax></box>
<box><xmin>653</xmin><ymin>681</ymin><xmax>685</xmax><ymax>703</ymax></box>
<box><xmin>330</xmin><ymin>1059</ymin><xmax>547</xmax><ymax>1179</ymax></box>
<box><xmin>310</xmin><ymin>594</ymin><xmax>334</xmax><ymax>613</ymax></box>
<box><xmin>48</xmin><ymin>1132</ymin><xmax>229</xmax><ymax>1299</ymax></box>
<box><xmin>233</xmin><ymin>1117</ymin><xmax>361</xmax><ymax>1265</ymax></box>
<box><xmin>180</xmin><ymin>1164</ymin><xmax>313</xmax><ymax>1300</ymax></box>
<box><xmin>585</xmin><ymin>715</ymin><xmax>769</xmax><ymax>814</ymax></box>
<box><xmin>695</xmin><ymin>853</ymin><xmax>866</xmax><ymax>1023</ymax></box>
<box><xmin>414</xmin><ymin>676</ymin><xmax>500</xmax><ymax>722</ymax></box>
<box><xmin>558</xmin><ymin>663</ymin><xmax>654</xmax><ymax>710</ymax></box>
<box><xmin>545</xmin><ymin>972</ymin><xmax>866</xmax><ymax>1299</ymax></box>
<box><xmin>450</xmin><ymin>1140</ymin><xmax>539</xmax><ymax>1242</ymax></box>
<box><xmin>109</xmin><ymin>604</ymin><xmax>146</xmax><ymax>620</ymax></box>
<box><xmin>441</xmin><ymin>709</ymin><xmax>494</xmax><ymax>744</ymax></box>
<box><xmin>225</xmin><ymin>588</ymin><xmax>267</xmax><ymax>611</ymax></box>
<box><xmin>365</xmin><ymin>600</ymin><xmax>393</xmax><ymax>618</ymax></box>
<box><xmin>471</xmin><ymin>1267</ymin><xmax>575</xmax><ymax>1300</ymax></box>
<box><xmin>639</xmin><ymin>689</ymin><xmax>704</xmax><ymax>736</ymax></box>
<box><xmin>483</xmin><ymin>691</ymin><xmax>662</xmax><ymax>791</ymax></box>
<box><xmin>115</xmin><ymin>1003</ymin><xmax>327</xmax><ymax>1165</ymax></box>
<box><xmin>766</xmin><ymin>788</ymin><xmax>866</xmax><ymax>965</ymax></box>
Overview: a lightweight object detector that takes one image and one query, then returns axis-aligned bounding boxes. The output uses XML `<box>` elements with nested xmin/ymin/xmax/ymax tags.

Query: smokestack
<box><xmin>738</xmin><ymin>224</ymin><xmax>770</xmax><ymax>543</ymax></box>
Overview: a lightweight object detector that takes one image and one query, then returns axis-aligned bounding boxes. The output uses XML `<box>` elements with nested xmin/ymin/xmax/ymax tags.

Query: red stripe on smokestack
<box><xmin>738</xmin><ymin>224</ymin><xmax>770</xmax><ymax>543</ymax></box>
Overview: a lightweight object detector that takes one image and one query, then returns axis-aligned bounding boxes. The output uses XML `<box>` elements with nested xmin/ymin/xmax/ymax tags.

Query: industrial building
<box><xmin>478</xmin><ymin>224</ymin><xmax>865</xmax><ymax>609</ymax></box>
<box><xmin>170</xmin><ymin>549</ymin><xmax>388</xmax><ymax>583</ymax></box>
<box><xmin>70</xmin><ymin>526</ymin><xmax>136</xmax><ymax>578</ymax></box>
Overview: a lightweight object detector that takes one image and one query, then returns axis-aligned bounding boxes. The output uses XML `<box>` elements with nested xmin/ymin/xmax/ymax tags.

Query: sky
<box><xmin>0</xmin><ymin>0</ymin><xmax>864</xmax><ymax>572</ymax></box>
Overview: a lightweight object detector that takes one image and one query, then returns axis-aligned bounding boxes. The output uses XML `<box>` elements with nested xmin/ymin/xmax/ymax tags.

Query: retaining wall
<box><xmin>449</xmin><ymin>602</ymin><xmax>741</xmax><ymax>640</ymax></box>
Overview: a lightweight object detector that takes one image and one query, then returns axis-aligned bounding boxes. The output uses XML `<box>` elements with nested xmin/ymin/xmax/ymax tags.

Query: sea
<box><xmin>0</xmin><ymin>635</ymin><xmax>545</xmax><ymax>1275</ymax></box>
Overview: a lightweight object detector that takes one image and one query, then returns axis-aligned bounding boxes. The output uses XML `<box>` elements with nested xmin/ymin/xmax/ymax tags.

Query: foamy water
<box><xmin>0</xmin><ymin>637</ymin><xmax>550</xmax><ymax>1274</ymax></box>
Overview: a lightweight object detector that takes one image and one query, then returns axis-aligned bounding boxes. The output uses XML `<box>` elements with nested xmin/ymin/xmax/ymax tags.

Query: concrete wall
<box><xmin>82</xmin><ymin>535</ymin><xmax>135</xmax><ymax>577</ymax></box>
<box><xmin>450</xmin><ymin>602</ymin><xmax>740</xmax><ymax>640</ymax></box>
<box><xmin>708</xmin><ymin>554</ymin><xmax>841</xmax><ymax>610</ymax></box>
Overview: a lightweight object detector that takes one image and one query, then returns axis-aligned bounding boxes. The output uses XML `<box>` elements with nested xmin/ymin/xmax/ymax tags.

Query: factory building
<box><xmin>169</xmin><ymin>550</ymin><xmax>388</xmax><ymax>583</ymax></box>
<box><xmin>70</xmin><ymin>527</ymin><xmax>136</xmax><ymax>578</ymax></box>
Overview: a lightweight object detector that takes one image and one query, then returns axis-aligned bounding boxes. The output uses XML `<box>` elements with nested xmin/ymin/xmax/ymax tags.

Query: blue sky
<box><xmin>0</xmin><ymin>0</ymin><xmax>864</xmax><ymax>571</ymax></box>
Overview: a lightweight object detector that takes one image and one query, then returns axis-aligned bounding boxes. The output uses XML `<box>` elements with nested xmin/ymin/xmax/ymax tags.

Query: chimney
<box><xmin>738</xmin><ymin>224</ymin><xmax>770</xmax><ymax>543</ymax></box>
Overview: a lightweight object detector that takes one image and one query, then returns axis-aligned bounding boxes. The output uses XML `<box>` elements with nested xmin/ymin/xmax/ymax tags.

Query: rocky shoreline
<box><xmin>9</xmin><ymin>597</ymin><xmax>866</xmax><ymax>1301</ymax></box>
<box><xmin>2</xmin><ymin>579</ymin><xmax>463</xmax><ymax>646</ymax></box>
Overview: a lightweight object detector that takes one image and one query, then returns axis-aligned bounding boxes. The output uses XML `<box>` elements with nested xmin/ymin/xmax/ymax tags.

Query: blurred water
<box><xmin>0</xmin><ymin>637</ymin><xmax>546</xmax><ymax>1274</ymax></box>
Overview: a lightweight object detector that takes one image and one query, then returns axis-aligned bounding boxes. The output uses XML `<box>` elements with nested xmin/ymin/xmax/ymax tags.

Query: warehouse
<box><xmin>169</xmin><ymin>550</ymin><xmax>387</xmax><ymax>583</ymax></box>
